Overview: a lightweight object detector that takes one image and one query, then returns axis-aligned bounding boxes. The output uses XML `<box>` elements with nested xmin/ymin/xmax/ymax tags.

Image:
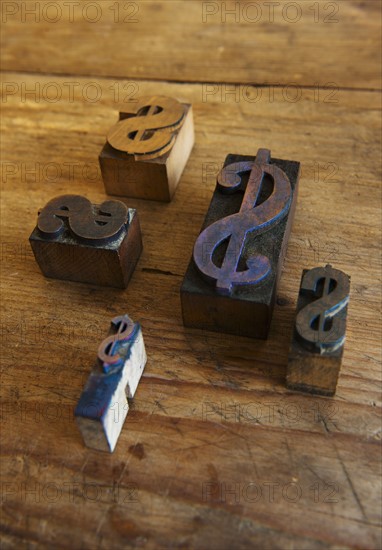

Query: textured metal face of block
<box><xmin>181</xmin><ymin>149</ymin><xmax>300</xmax><ymax>339</ymax></box>
<box><xmin>99</xmin><ymin>95</ymin><xmax>195</xmax><ymax>201</ymax></box>
<box><xmin>75</xmin><ymin>315</ymin><xmax>147</xmax><ymax>453</ymax></box>
<box><xmin>29</xmin><ymin>194</ymin><xmax>142</xmax><ymax>288</ymax></box>
<box><xmin>287</xmin><ymin>265</ymin><xmax>350</xmax><ymax>396</ymax></box>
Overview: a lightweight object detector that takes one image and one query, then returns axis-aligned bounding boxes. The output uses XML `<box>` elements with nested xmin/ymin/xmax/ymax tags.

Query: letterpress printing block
<box><xmin>75</xmin><ymin>315</ymin><xmax>147</xmax><ymax>452</ymax></box>
<box><xmin>29</xmin><ymin>194</ymin><xmax>142</xmax><ymax>288</ymax></box>
<box><xmin>99</xmin><ymin>95</ymin><xmax>194</xmax><ymax>201</ymax></box>
<box><xmin>181</xmin><ymin>148</ymin><xmax>300</xmax><ymax>338</ymax></box>
<box><xmin>287</xmin><ymin>265</ymin><xmax>350</xmax><ymax>396</ymax></box>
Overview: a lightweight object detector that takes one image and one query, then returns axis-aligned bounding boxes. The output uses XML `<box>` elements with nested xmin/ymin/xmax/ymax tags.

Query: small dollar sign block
<box><xmin>75</xmin><ymin>315</ymin><xmax>147</xmax><ymax>452</ymax></box>
<box><xmin>29</xmin><ymin>194</ymin><xmax>142</xmax><ymax>288</ymax></box>
<box><xmin>99</xmin><ymin>95</ymin><xmax>194</xmax><ymax>202</ymax></box>
<box><xmin>181</xmin><ymin>148</ymin><xmax>300</xmax><ymax>338</ymax></box>
<box><xmin>287</xmin><ymin>265</ymin><xmax>351</xmax><ymax>396</ymax></box>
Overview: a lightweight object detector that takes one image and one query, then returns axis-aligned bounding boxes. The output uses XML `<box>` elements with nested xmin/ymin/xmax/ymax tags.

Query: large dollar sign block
<box><xmin>29</xmin><ymin>194</ymin><xmax>142</xmax><ymax>288</ymax></box>
<box><xmin>181</xmin><ymin>149</ymin><xmax>300</xmax><ymax>339</ymax></box>
<box><xmin>75</xmin><ymin>315</ymin><xmax>147</xmax><ymax>452</ymax></box>
<box><xmin>287</xmin><ymin>265</ymin><xmax>350</xmax><ymax>396</ymax></box>
<box><xmin>99</xmin><ymin>95</ymin><xmax>194</xmax><ymax>202</ymax></box>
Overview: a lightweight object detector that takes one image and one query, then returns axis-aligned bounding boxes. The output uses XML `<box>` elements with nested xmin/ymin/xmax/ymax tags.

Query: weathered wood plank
<box><xmin>1</xmin><ymin>415</ymin><xmax>381</xmax><ymax>548</ymax></box>
<box><xmin>1</xmin><ymin>1</ymin><xmax>381</xmax><ymax>89</ymax></box>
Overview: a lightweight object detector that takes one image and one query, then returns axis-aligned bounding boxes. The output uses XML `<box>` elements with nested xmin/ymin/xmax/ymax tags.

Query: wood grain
<box><xmin>1</xmin><ymin>3</ymin><xmax>381</xmax><ymax>546</ymax></box>
<box><xmin>1</xmin><ymin>1</ymin><xmax>381</xmax><ymax>89</ymax></box>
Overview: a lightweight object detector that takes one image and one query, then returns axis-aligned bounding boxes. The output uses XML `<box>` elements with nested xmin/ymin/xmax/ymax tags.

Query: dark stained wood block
<box><xmin>29</xmin><ymin>194</ymin><xmax>142</xmax><ymax>288</ymax></box>
<box><xmin>287</xmin><ymin>265</ymin><xmax>351</xmax><ymax>396</ymax></box>
<box><xmin>99</xmin><ymin>96</ymin><xmax>194</xmax><ymax>202</ymax></box>
<box><xmin>181</xmin><ymin>149</ymin><xmax>300</xmax><ymax>339</ymax></box>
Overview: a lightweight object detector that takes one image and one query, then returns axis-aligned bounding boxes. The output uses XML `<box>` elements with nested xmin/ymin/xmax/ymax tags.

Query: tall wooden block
<box><xmin>29</xmin><ymin>194</ymin><xmax>142</xmax><ymax>288</ymax></box>
<box><xmin>287</xmin><ymin>265</ymin><xmax>350</xmax><ymax>396</ymax></box>
<box><xmin>99</xmin><ymin>95</ymin><xmax>194</xmax><ymax>202</ymax></box>
<box><xmin>181</xmin><ymin>148</ymin><xmax>300</xmax><ymax>339</ymax></box>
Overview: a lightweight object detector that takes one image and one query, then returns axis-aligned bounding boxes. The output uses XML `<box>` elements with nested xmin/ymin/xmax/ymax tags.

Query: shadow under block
<box><xmin>29</xmin><ymin>195</ymin><xmax>142</xmax><ymax>288</ymax></box>
<box><xmin>75</xmin><ymin>315</ymin><xmax>147</xmax><ymax>452</ymax></box>
<box><xmin>181</xmin><ymin>151</ymin><xmax>300</xmax><ymax>339</ymax></box>
<box><xmin>99</xmin><ymin>102</ymin><xmax>194</xmax><ymax>202</ymax></box>
<box><xmin>287</xmin><ymin>266</ymin><xmax>351</xmax><ymax>396</ymax></box>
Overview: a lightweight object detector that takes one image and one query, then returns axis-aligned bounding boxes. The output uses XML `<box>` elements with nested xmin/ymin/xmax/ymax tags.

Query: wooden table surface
<box><xmin>1</xmin><ymin>2</ymin><xmax>381</xmax><ymax>548</ymax></box>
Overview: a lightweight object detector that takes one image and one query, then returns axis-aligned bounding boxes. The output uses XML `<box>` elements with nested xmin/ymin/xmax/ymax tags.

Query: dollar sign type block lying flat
<box><xmin>181</xmin><ymin>149</ymin><xmax>300</xmax><ymax>339</ymax></box>
<box><xmin>75</xmin><ymin>315</ymin><xmax>147</xmax><ymax>452</ymax></box>
<box><xmin>287</xmin><ymin>265</ymin><xmax>351</xmax><ymax>396</ymax></box>
<box><xmin>29</xmin><ymin>194</ymin><xmax>142</xmax><ymax>288</ymax></box>
<box><xmin>99</xmin><ymin>95</ymin><xmax>195</xmax><ymax>202</ymax></box>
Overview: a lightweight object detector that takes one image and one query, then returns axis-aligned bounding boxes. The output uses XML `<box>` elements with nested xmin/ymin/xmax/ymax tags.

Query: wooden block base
<box><xmin>181</xmin><ymin>152</ymin><xmax>300</xmax><ymax>339</ymax></box>
<box><xmin>287</xmin><ymin>353</ymin><xmax>343</xmax><ymax>397</ymax></box>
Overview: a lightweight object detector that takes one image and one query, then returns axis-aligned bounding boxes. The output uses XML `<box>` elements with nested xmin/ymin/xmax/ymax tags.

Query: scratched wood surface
<box><xmin>1</xmin><ymin>2</ymin><xmax>381</xmax><ymax>549</ymax></box>
<box><xmin>1</xmin><ymin>0</ymin><xmax>381</xmax><ymax>89</ymax></box>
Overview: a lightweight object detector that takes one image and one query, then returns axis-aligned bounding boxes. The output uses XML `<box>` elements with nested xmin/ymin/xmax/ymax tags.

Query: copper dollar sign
<box><xmin>37</xmin><ymin>195</ymin><xmax>128</xmax><ymax>243</ymax></box>
<box><xmin>97</xmin><ymin>315</ymin><xmax>136</xmax><ymax>373</ymax></box>
<box><xmin>295</xmin><ymin>265</ymin><xmax>350</xmax><ymax>353</ymax></box>
<box><xmin>193</xmin><ymin>149</ymin><xmax>292</xmax><ymax>295</ymax></box>
<box><xmin>107</xmin><ymin>95</ymin><xmax>185</xmax><ymax>159</ymax></box>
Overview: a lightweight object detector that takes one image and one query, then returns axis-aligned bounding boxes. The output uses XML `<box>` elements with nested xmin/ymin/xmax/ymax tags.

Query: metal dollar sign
<box><xmin>295</xmin><ymin>265</ymin><xmax>350</xmax><ymax>354</ymax></box>
<box><xmin>97</xmin><ymin>315</ymin><xmax>137</xmax><ymax>373</ymax></box>
<box><xmin>193</xmin><ymin>148</ymin><xmax>292</xmax><ymax>295</ymax></box>
<box><xmin>107</xmin><ymin>95</ymin><xmax>185</xmax><ymax>159</ymax></box>
<box><xmin>37</xmin><ymin>195</ymin><xmax>128</xmax><ymax>243</ymax></box>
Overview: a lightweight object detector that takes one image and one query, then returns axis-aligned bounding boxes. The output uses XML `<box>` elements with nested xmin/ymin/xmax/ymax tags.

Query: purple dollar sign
<box><xmin>193</xmin><ymin>149</ymin><xmax>292</xmax><ymax>295</ymax></box>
